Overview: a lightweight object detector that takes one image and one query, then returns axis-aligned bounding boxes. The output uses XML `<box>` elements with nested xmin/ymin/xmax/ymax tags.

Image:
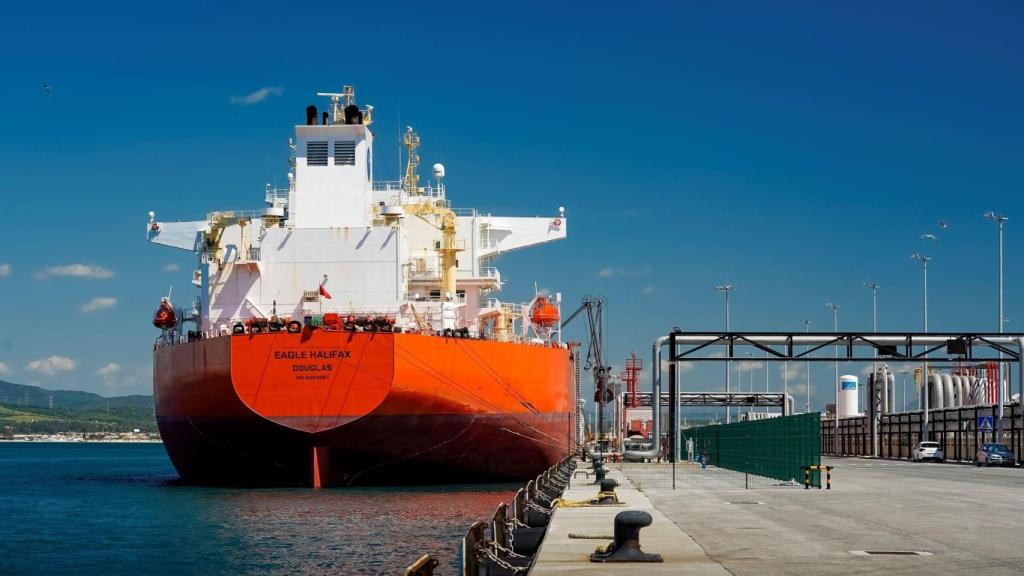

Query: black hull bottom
<box><xmin>158</xmin><ymin>413</ymin><xmax>571</xmax><ymax>487</ymax></box>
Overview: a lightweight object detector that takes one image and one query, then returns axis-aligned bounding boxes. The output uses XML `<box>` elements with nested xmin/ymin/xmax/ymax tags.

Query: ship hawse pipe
<box><xmin>623</xmin><ymin>336</ymin><xmax>666</xmax><ymax>461</ymax></box>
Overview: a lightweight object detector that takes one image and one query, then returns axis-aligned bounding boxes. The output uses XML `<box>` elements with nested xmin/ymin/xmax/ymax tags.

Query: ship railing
<box><xmin>404</xmin><ymin>292</ymin><xmax>468</xmax><ymax>304</ymax></box>
<box><xmin>206</xmin><ymin>209</ymin><xmax>264</xmax><ymax>223</ymax></box>
<box><xmin>155</xmin><ymin>323</ymin><xmax>566</xmax><ymax>349</ymax></box>
<box><xmin>264</xmin><ymin>186</ymin><xmax>289</xmax><ymax>203</ymax></box>
<box><xmin>373</xmin><ymin>181</ymin><xmax>446</xmax><ymax>197</ymax></box>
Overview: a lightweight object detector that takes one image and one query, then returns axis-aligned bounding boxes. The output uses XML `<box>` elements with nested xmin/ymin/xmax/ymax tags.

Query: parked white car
<box><xmin>912</xmin><ymin>441</ymin><xmax>944</xmax><ymax>462</ymax></box>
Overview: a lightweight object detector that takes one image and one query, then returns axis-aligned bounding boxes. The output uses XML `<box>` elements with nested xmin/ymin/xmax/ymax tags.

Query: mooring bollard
<box><xmin>590</xmin><ymin>511</ymin><xmax>664</xmax><ymax>563</ymax></box>
<box><xmin>596</xmin><ymin>478</ymin><xmax>620</xmax><ymax>505</ymax></box>
<box><xmin>592</xmin><ymin>464</ymin><xmax>608</xmax><ymax>484</ymax></box>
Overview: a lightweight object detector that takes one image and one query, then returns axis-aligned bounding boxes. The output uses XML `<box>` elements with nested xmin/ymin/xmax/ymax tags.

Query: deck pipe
<box><xmin>622</xmin><ymin>336</ymin><xmax>666</xmax><ymax>460</ymax></box>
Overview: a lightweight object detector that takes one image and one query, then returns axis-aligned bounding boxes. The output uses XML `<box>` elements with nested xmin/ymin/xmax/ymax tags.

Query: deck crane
<box><xmin>561</xmin><ymin>295</ymin><xmax>613</xmax><ymax>450</ymax></box>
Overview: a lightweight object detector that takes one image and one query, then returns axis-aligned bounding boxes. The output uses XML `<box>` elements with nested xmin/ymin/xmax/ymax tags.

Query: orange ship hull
<box><xmin>153</xmin><ymin>331</ymin><xmax>574</xmax><ymax>486</ymax></box>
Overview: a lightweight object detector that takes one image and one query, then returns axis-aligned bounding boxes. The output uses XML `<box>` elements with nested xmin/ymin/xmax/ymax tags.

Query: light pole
<box><xmin>743</xmin><ymin>351</ymin><xmax>753</xmax><ymax>422</ymax></box>
<box><xmin>750</xmin><ymin>357</ymin><xmax>755</xmax><ymax>394</ymax></box>
<box><xmin>985</xmin><ymin>211</ymin><xmax>1008</xmax><ymax>417</ymax></box>
<box><xmin>826</xmin><ymin>302</ymin><xmax>840</xmax><ymax>452</ymax></box>
<box><xmin>864</xmin><ymin>282</ymin><xmax>879</xmax><ymax>413</ymax></box>
<box><xmin>802</xmin><ymin>320</ymin><xmax>811</xmax><ymax>413</ymax></box>
<box><xmin>765</xmin><ymin>350</ymin><xmax>770</xmax><ymax>393</ymax></box>
<box><xmin>911</xmin><ymin>252</ymin><xmax>931</xmax><ymax>440</ymax></box>
<box><xmin>716</xmin><ymin>284</ymin><xmax>735</xmax><ymax>423</ymax></box>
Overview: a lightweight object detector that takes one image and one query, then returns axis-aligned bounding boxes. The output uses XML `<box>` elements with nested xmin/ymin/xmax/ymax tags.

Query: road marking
<box><xmin>850</xmin><ymin>550</ymin><xmax>934</xmax><ymax>556</ymax></box>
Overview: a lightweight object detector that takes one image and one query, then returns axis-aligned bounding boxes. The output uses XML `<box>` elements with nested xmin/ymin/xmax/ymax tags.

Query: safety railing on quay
<box><xmin>401</xmin><ymin>456</ymin><xmax>576</xmax><ymax>576</ymax></box>
<box><xmin>822</xmin><ymin>402</ymin><xmax>1023</xmax><ymax>465</ymax></box>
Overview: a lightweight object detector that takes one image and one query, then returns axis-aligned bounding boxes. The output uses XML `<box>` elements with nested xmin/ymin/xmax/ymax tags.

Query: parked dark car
<box><xmin>975</xmin><ymin>443</ymin><xmax>1016</xmax><ymax>467</ymax></box>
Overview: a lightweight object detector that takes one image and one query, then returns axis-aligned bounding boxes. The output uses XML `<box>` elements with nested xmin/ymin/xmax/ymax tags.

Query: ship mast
<box><xmin>402</xmin><ymin>126</ymin><xmax>421</xmax><ymax>195</ymax></box>
<box><xmin>402</xmin><ymin>126</ymin><xmax>461</xmax><ymax>304</ymax></box>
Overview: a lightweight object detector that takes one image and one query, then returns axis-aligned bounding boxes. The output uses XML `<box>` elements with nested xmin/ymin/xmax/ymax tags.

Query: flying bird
<box><xmin>938</xmin><ymin>220</ymin><xmax>949</xmax><ymax>229</ymax></box>
<box><xmin>920</xmin><ymin>233</ymin><xmax>938</xmax><ymax>242</ymax></box>
<box><xmin>42</xmin><ymin>82</ymin><xmax>52</xmax><ymax>94</ymax></box>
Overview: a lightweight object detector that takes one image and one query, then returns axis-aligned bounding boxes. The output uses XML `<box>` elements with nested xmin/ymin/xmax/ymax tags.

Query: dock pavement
<box><xmin>529</xmin><ymin>462</ymin><xmax>730</xmax><ymax>575</ymax></box>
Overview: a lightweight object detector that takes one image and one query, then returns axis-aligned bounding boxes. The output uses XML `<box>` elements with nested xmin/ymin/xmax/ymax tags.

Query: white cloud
<box><xmin>81</xmin><ymin>297</ymin><xmax>117</xmax><ymax>313</ymax></box>
<box><xmin>778</xmin><ymin>363</ymin><xmax>804</xmax><ymax>380</ymax></box>
<box><xmin>230</xmin><ymin>86</ymin><xmax>285</xmax><ymax>105</ymax></box>
<box><xmin>25</xmin><ymin>355</ymin><xmax>77</xmax><ymax>376</ymax></box>
<box><xmin>36</xmin><ymin>264</ymin><xmax>114</xmax><ymax>280</ymax></box>
<box><xmin>0</xmin><ymin>362</ymin><xmax>10</xmax><ymax>377</ymax></box>
<box><xmin>657</xmin><ymin>360</ymin><xmax>696</xmax><ymax>373</ymax></box>
<box><xmin>163</xmin><ymin>263</ymin><xmax>180</xmax><ymax>273</ymax></box>
<box><xmin>737</xmin><ymin>360</ymin><xmax>765</xmax><ymax>370</ymax></box>
<box><xmin>640</xmin><ymin>286</ymin><xmax>656</xmax><ymax>295</ymax></box>
<box><xmin>0</xmin><ymin>264</ymin><xmax>10</xmax><ymax>277</ymax></box>
<box><xmin>596</xmin><ymin>266</ymin><xmax>651</xmax><ymax>278</ymax></box>
<box><xmin>97</xmin><ymin>363</ymin><xmax>122</xmax><ymax>376</ymax></box>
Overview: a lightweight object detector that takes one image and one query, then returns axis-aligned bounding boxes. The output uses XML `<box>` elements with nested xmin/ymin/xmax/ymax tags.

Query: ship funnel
<box><xmin>344</xmin><ymin>104</ymin><xmax>363</xmax><ymax>125</ymax></box>
<box><xmin>306</xmin><ymin>105</ymin><xmax>318</xmax><ymax>125</ymax></box>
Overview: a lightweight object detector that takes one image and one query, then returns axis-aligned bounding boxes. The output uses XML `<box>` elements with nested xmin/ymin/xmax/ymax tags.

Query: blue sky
<box><xmin>0</xmin><ymin>1</ymin><xmax>1022</xmax><ymax>408</ymax></box>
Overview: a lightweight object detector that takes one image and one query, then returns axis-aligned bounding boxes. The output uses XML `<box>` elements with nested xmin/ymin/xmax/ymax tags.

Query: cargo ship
<box><xmin>146</xmin><ymin>86</ymin><xmax>574</xmax><ymax>486</ymax></box>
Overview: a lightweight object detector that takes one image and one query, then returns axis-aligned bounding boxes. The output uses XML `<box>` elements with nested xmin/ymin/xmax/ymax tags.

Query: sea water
<box><xmin>0</xmin><ymin>442</ymin><xmax>515</xmax><ymax>575</ymax></box>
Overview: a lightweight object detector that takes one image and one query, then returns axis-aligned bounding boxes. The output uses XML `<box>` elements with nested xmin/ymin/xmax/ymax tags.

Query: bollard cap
<box><xmin>615</xmin><ymin>510</ymin><xmax>653</xmax><ymax>529</ymax></box>
<box><xmin>599</xmin><ymin>478</ymin><xmax>619</xmax><ymax>492</ymax></box>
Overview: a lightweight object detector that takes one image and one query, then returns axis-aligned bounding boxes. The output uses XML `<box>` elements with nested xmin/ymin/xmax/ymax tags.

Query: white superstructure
<box><xmin>147</xmin><ymin>86</ymin><xmax>566</xmax><ymax>336</ymax></box>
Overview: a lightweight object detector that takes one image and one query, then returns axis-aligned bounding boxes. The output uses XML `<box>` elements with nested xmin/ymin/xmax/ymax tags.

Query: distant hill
<box><xmin>0</xmin><ymin>380</ymin><xmax>155</xmax><ymax>434</ymax></box>
<box><xmin>0</xmin><ymin>380</ymin><xmax>152</xmax><ymax>411</ymax></box>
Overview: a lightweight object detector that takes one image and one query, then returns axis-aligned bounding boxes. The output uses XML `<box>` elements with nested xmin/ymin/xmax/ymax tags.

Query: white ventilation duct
<box><xmin>887</xmin><ymin>370</ymin><xmax>896</xmax><ymax>413</ymax></box>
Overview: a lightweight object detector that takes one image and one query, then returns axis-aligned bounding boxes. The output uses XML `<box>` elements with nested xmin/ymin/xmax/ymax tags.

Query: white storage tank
<box><xmin>838</xmin><ymin>375</ymin><xmax>860</xmax><ymax>416</ymax></box>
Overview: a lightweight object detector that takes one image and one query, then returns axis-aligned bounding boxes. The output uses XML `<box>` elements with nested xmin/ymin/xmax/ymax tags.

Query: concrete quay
<box><xmin>529</xmin><ymin>464</ymin><xmax>730</xmax><ymax>575</ymax></box>
<box><xmin>643</xmin><ymin>457</ymin><xmax>1024</xmax><ymax>576</ymax></box>
<box><xmin>528</xmin><ymin>457</ymin><xmax>1023</xmax><ymax>575</ymax></box>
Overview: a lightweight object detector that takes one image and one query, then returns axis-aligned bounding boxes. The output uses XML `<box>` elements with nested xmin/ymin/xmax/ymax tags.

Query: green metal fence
<box><xmin>683</xmin><ymin>413</ymin><xmax>822</xmax><ymax>486</ymax></box>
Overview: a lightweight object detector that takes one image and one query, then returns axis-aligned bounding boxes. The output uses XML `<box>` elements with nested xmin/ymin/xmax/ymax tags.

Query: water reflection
<box><xmin>0</xmin><ymin>443</ymin><xmax>517</xmax><ymax>575</ymax></box>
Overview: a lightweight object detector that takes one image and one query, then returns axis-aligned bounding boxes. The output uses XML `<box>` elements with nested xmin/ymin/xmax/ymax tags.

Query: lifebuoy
<box><xmin>552</xmin><ymin>218</ymin><xmax>562</xmax><ymax>227</ymax></box>
<box><xmin>286</xmin><ymin>320</ymin><xmax>302</xmax><ymax>333</ymax></box>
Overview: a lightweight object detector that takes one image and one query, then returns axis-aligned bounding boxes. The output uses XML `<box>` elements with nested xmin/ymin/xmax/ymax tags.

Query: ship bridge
<box><xmin>146</xmin><ymin>85</ymin><xmax>567</xmax><ymax>339</ymax></box>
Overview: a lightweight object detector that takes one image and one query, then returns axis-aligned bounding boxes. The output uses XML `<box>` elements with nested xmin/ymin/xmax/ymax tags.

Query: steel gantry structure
<box><xmin>663</xmin><ymin>330</ymin><xmax>1024</xmax><ymax>457</ymax></box>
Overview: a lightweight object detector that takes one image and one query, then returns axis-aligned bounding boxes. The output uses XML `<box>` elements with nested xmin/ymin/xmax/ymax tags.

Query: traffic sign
<box><xmin>977</xmin><ymin>416</ymin><xmax>994</xmax><ymax>431</ymax></box>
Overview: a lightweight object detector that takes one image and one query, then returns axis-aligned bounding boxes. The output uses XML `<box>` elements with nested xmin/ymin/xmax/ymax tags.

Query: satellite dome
<box><xmin>432</xmin><ymin>163</ymin><xmax>446</xmax><ymax>179</ymax></box>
